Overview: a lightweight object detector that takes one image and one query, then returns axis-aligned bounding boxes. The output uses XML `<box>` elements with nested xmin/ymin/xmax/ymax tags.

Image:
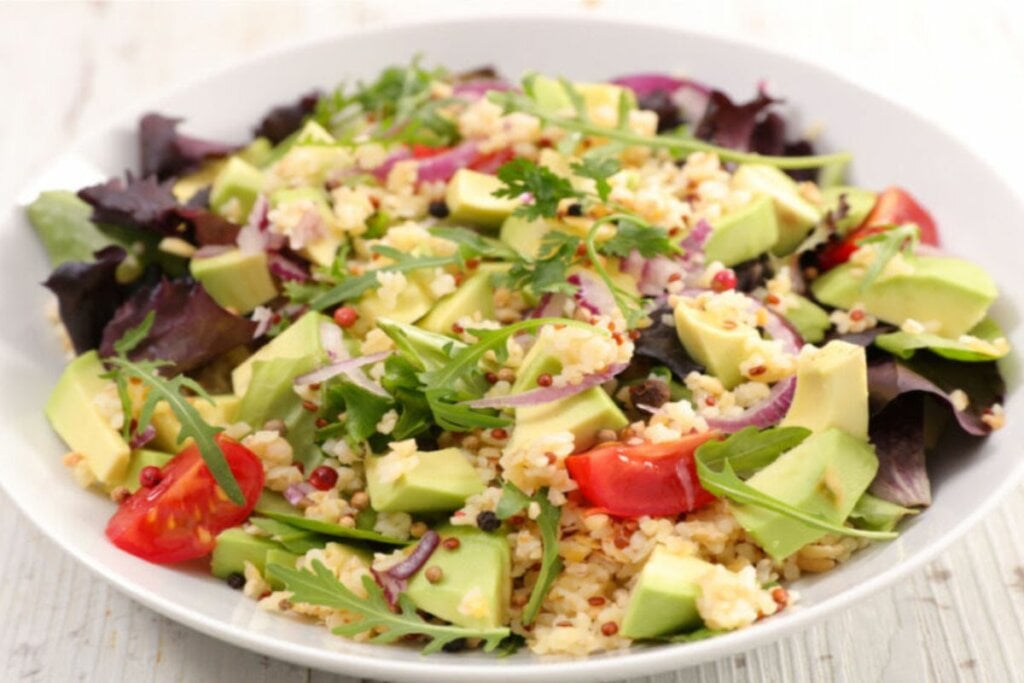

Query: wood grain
<box><xmin>2</xmin><ymin>1</ymin><xmax>1022</xmax><ymax>681</ymax></box>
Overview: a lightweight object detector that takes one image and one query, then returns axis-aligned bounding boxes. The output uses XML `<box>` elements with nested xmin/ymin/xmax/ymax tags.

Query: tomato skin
<box><xmin>410</xmin><ymin>144</ymin><xmax>448</xmax><ymax>159</ymax></box>
<box><xmin>565</xmin><ymin>433</ymin><xmax>720</xmax><ymax>517</ymax></box>
<box><xmin>105</xmin><ymin>435</ymin><xmax>264</xmax><ymax>563</ymax></box>
<box><xmin>816</xmin><ymin>186</ymin><xmax>939</xmax><ymax>271</ymax></box>
<box><xmin>468</xmin><ymin>147</ymin><xmax>515</xmax><ymax>174</ymax></box>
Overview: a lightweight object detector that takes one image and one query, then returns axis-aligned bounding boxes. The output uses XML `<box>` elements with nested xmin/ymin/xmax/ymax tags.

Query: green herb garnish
<box><xmin>494</xmin><ymin>157</ymin><xmax>581</xmax><ymax>220</ymax></box>
<box><xmin>268</xmin><ymin>560</ymin><xmax>510</xmax><ymax>653</ymax></box>
<box><xmin>570</xmin><ymin>156</ymin><xmax>620</xmax><ymax>203</ymax></box>
<box><xmin>856</xmin><ymin>223</ymin><xmax>920</xmax><ymax>290</ymax></box>
<box><xmin>104</xmin><ymin>312</ymin><xmax>243</xmax><ymax>504</ymax></box>
<box><xmin>495</xmin><ymin>483</ymin><xmax>563</xmax><ymax>625</ymax></box>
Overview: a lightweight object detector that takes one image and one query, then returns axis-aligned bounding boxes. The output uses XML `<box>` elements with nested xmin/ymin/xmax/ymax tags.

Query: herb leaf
<box><xmin>499</xmin><ymin>231</ymin><xmax>581</xmax><ymax>297</ymax></box>
<box><xmin>696</xmin><ymin>426</ymin><xmax>810</xmax><ymax>478</ymax></box>
<box><xmin>268</xmin><ymin>561</ymin><xmax>510</xmax><ymax>653</ymax></box>
<box><xmin>598</xmin><ymin>220</ymin><xmax>678</xmax><ymax>259</ymax></box>
<box><xmin>570</xmin><ymin>156</ymin><xmax>620</xmax><ymax>203</ymax></box>
<box><xmin>495</xmin><ymin>482</ymin><xmax>532</xmax><ymax>520</ymax></box>
<box><xmin>494</xmin><ymin>158</ymin><xmax>580</xmax><ymax>220</ymax></box>
<box><xmin>856</xmin><ymin>223</ymin><xmax>919</xmax><ymax>290</ymax></box>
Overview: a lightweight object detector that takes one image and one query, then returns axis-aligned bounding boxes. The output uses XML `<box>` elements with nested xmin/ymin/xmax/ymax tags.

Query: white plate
<box><xmin>2</xmin><ymin>14</ymin><xmax>1021</xmax><ymax>683</ymax></box>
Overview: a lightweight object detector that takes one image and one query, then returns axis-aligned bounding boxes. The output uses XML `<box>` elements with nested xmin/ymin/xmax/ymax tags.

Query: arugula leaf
<box><xmin>664</xmin><ymin>627</ymin><xmax>726</xmax><ymax>643</ymax></box>
<box><xmin>326</xmin><ymin>379</ymin><xmax>394</xmax><ymax>443</ymax></box>
<box><xmin>570</xmin><ymin>156</ymin><xmax>620</xmax><ymax>203</ymax></box>
<box><xmin>495</xmin><ymin>482</ymin><xmax>532</xmax><ymax>520</ymax></box>
<box><xmin>268</xmin><ymin>561</ymin><xmax>510</xmax><ymax>653</ymax></box>
<box><xmin>425</xmin><ymin>389</ymin><xmax>511</xmax><ymax>431</ymax></box>
<box><xmin>849</xmin><ymin>493</ymin><xmax>918</xmax><ymax>533</ymax></box>
<box><xmin>856</xmin><ymin>223</ymin><xmax>919</xmax><ymax>290</ymax></box>
<box><xmin>694</xmin><ymin>430</ymin><xmax>897</xmax><ymax>542</ymax></box>
<box><xmin>308</xmin><ymin>249</ymin><xmax>461</xmax><ymax>311</ymax></box>
<box><xmin>695</xmin><ymin>426</ymin><xmax>810</xmax><ymax>478</ymax></box>
<box><xmin>428</xmin><ymin>226</ymin><xmax>518</xmax><ymax>261</ymax></box>
<box><xmin>104</xmin><ymin>312</ymin><xmax>242</xmax><ymax>504</ymax></box>
<box><xmin>598</xmin><ymin>220</ymin><xmax>678</xmax><ymax>259</ymax></box>
<box><xmin>494</xmin><ymin>158</ymin><xmax>580</xmax><ymax>220</ymax></box>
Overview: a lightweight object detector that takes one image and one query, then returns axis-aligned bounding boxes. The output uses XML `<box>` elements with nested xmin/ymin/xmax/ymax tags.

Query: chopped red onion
<box><xmin>129</xmin><ymin>424</ymin><xmax>157</xmax><ymax>449</ymax></box>
<box><xmin>370</xmin><ymin>147</ymin><xmax>414</xmax><ymax>182</ymax></box>
<box><xmin>267</xmin><ymin>252</ymin><xmax>309</xmax><ymax>282</ymax></box>
<box><xmin>251</xmin><ymin>306</ymin><xmax>273</xmax><ymax>339</ymax></box>
<box><xmin>372</xmin><ymin>530</ymin><xmax>440</xmax><ymax>606</ymax></box>
<box><xmin>452</xmin><ymin>79</ymin><xmax>515</xmax><ymax>98</ymax></box>
<box><xmin>465</xmin><ymin>362</ymin><xmax>628</xmax><ymax>409</ymax></box>
<box><xmin>236</xmin><ymin>194</ymin><xmax>270</xmax><ymax>254</ymax></box>
<box><xmin>568</xmin><ymin>270</ymin><xmax>617</xmax><ymax>317</ymax></box>
<box><xmin>283</xmin><ymin>481</ymin><xmax>316</xmax><ymax>507</ymax></box>
<box><xmin>530</xmin><ymin>292</ymin><xmax>570</xmax><ymax>319</ymax></box>
<box><xmin>415</xmin><ymin>141</ymin><xmax>480</xmax><ymax>184</ymax></box>
<box><xmin>192</xmin><ymin>244</ymin><xmax>234</xmax><ymax>259</ymax></box>
<box><xmin>319</xmin><ymin>321</ymin><xmax>347</xmax><ymax>362</ymax></box>
<box><xmin>293</xmin><ymin>351</ymin><xmax>392</xmax><ymax>396</ymax></box>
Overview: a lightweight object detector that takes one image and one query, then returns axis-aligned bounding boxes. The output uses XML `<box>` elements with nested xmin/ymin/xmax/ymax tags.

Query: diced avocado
<box><xmin>236</xmin><ymin>357</ymin><xmax>321</xmax><ymax>468</ymax></box>
<box><xmin>211</xmin><ymin>157</ymin><xmax>264</xmax><ymax>222</ymax></box>
<box><xmin>530</xmin><ymin>75</ymin><xmax>635</xmax><ymax>127</ymax></box>
<box><xmin>445</xmin><ymin>169</ymin><xmax>518</xmax><ymax>228</ymax></box>
<box><xmin>365</xmin><ymin>447</ymin><xmax>484</xmax><ymax>513</ymax></box>
<box><xmin>45</xmin><ymin>351</ymin><xmax>131</xmax><ymax>486</ymax></box>
<box><xmin>732</xmin><ymin>164</ymin><xmax>823</xmax><ymax>255</ymax></box>
<box><xmin>269</xmin><ymin>187</ymin><xmax>340</xmax><ymax>267</ymax></box>
<box><xmin>116</xmin><ymin>449</ymin><xmax>173</xmax><ymax>493</ymax></box>
<box><xmin>507</xmin><ymin>346</ymin><xmax>627</xmax><ymax>453</ymax></box>
<box><xmin>150</xmin><ymin>394</ymin><xmax>240</xmax><ymax>453</ymax></box>
<box><xmin>781</xmin><ymin>341</ymin><xmax>868</xmax><ymax>439</ymax></box>
<box><xmin>820</xmin><ymin>186</ymin><xmax>876</xmax><ymax>235</ymax></box>
<box><xmin>210</xmin><ymin>527</ymin><xmax>282</xmax><ymax>580</ymax></box>
<box><xmin>621</xmin><ymin>547</ymin><xmax>713</xmax><ymax>639</ymax></box>
<box><xmin>406</xmin><ymin>525</ymin><xmax>511</xmax><ymax>629</ymax></box>
<box><xmin>418</xmin><ymin>271</ymin><xmax>496</xmax><ymax>336</ymax></box>
<box><xmin>781</xmin><ymin>294</ymin><xmax>831</xmax><ymax>344</ymax></box>
<box><xmin>294</xmin><ymin>120</ymin><xmax>335</xmax><ymax>145</ymax></box>
<box><xmin>254</xmin><ymin>491</ymin><xmax>407</xmax><ymax>545</ymax></box>
<box><xmin>500</xmin><ymin>215</ymin><xmax>564</xmax><ymax>259</ymax></box>
<box><xmin>731</xmin><ymin>428</ymin><xmax>879</xmax><ymax>560</ymax></box>
<box><xmin>811</xmin><ymin>255</ymin><xmax>998</xmax><ymax>338</ymax></box>
<box><xmin>27</xmin><ymin>191</ymin><xmax>115</xmax><ymax>266</ymax></box>
<box><xmin>353</xmin><ymin>272</ymin><xmax>435</xmax><ymax>332</ymax></box>
<box><xmin>705</xmin><ymin>195</ymin><xmax>780</xmax><ymax>266</ymax></box>
<box><xmin>190</xmin><ymin>249</ymin><xmax>277</xmax><ymax>313</ymax></box>
<box><xmin>232</xmin><ymin>311</ymin><xmax>332</xmax><ymax>396</ymax></box>
<box><xmin>264</xmin><ymin>549</ymin><xmax>302</xmax><ymax>589</ymax></box>
<box><xmin>673</xmin><ymin>301</ymin><xmax>760</xmax><ymax>389</ymax></box>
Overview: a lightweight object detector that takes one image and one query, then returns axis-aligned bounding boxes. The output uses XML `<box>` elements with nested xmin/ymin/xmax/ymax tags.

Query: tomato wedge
<box><xmin>816</xmin><ymin>186</ymin><xmax>940</xmax><ymax>271</ymax></box>
<box><xmin>106</xmin><ymin>435</ymin><xmax>264</xmax><ymax>563</ymax></box>
<box><xmin>565</xmin><ymin>433</ymin><xmax>720</xmax><ymax>517</ymax></box>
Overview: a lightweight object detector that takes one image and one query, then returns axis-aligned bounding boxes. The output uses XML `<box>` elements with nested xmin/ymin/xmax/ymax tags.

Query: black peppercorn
<box><xmin>476</xmin><ymin>510</ymin><xmax>501</xmax><ymax>532</ymax></box>
<box><xmin>226</xmin><ymin>572</ymin><xmax>245</xmax><ymax>590</ymax></box>
<box><xmin>566</xmin><ymin>203</ymin><xmax>583</xmax><ymax>217</ymax></box>
<box><xmin>428</xmin><ymin>200</ymin><xmax>450</xmax><ymax>218</ymax></box>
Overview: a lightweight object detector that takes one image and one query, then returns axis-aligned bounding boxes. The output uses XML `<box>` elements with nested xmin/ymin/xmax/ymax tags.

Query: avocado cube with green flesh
<box><xmin>406</xmin><ymin>526</ymin><xmax>511</xmax><ymax>629</ymax></box>
<box><xmin>621</xmin><ymin>547</ymin><xmax>713</xmax><ymax>639</ymax></box>
<box><xmin>705</xmin><ymin>195</ymin><xmax>780</xmax><ymax>267</ymax></box>
<box><xmin>353</xmin><ymin>271</ymin><xmax>435</xmax><ymax>332</ymax></box>
<box><xmin>264</xmin><ymin>549</ymin><xmax>302</xmax><ymax>589</ymax></box>
<box><xmin>150</xmin><ymin>394</ymin><xmax>241</xmax><ymax>453</ymax></box>
<box><xmin>269</xmin><ymin>187</ymin><xmax>340</xmax><ymax>267</ymax></box>
<box><xmin>210</xmin><ymin>527</ymin><xmax>282</xmax><ymax>580</ymax></box>
<box><xmin>673</xmin><ymin>301</ymin><xmax>761</xmax><ymax>390</ymax></box>
<box><xmin>731</xmin><ymin>428</ymin><xmax>879</xmax><ymax>560</ymax></box>
<box><xmin>530</xmin><ymin>76</ymin><xmax>636</xmax><ymax>126</ymax></box>
<box><xmin>117</xmin><ymin>449</ymin><xmax>173</xmax><ymax>493</ymax></box>
<box><xmin>781</xmin><ymin>294</ymin><xmax>831</xmax><ymax>344</ymax></box>
<box><xmin>418</xmin><ymin>271</ymin><xmax>496</xmax><ymax>336</ymax></box>
<box><xmin>190</xmin><ymin>249</ymin><xmax>277</xmax><ymax>314</ymax></box>
<box><xmin>445</xmin><ymin>169</ymin><xmax>519</xmax><ymax>228</ymax></box>
<box><xmin>811</xmin><ymin>255</ymin><xmax>998</xmax><ymax>338</ymax></box>
<box><xmin>732</xmin><ymin>164</ymin><xmax>823</xmax><ymax>255</ymax></box>
<box><xmin>820</xmin><ymin>186</ymin><xmax>877</xmax><ymax>235</ymax></box>
<box><xmin>365</xmin><ymin>448</ymin><xmax>484</xmax><ymax>513</ymax></box>
<box><xmin>781</xmin><ymin>341</ymin><xmax>868</xmax><ymax>439</ymax></box>
<box><xmin>211</xmin><ymin>157</ymin><xmax>264</xmax><ymax>222</ymax></box>
<box><xmin>232</xmin><ymin>311</ymin><xmax>333</xmax><ymax>396</ymax></box>
<box><xmin>45</xmin><ymin>351</ymin><xmax>131</xmax><ymax>486</ymax></box>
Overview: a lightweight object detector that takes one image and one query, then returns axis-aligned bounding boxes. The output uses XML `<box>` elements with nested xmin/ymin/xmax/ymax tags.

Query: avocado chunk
<box><xmin>673</xmin><ymin>298</ymin><xmax>761</xmax><ymax>389</ymax></box>
<box><xmin>365</xmin><ymin>447</ymin><xmax>484</xmax><ymax>513</ymax></box>
<box><xmin>45</xmin><ymin>351</ymin><xmax>131</xmax><ymax>486</ymax></box>
<box><xmin>117</xmin><ymin>449</ymin><xmax>173</xmax><ymax>493</ymax></box>
<box><xmin>236</xmin><ymin>357</ymin><xmax>321</xmax><ymax>468</ymax></box>
<box><xmin>732</xmin><ymin>164</ymin><xmax>823</xmax><ymax>255</ymax></box>
<box><xmin>781</xmin><ymin>294</ymin><xmax>831</xmax><ymax>344</ymax></box>
<box><xmin>27</xmin><ymin>191</ymin><xmax>116</xmax><ymax>266</ymax></box>
<box><xmin>211</xmin><ymin>157</ymin><xmax>264</xmax><ymax>222</ymax></box>
<box><xmin>210</xmin><ymin>527</ymin><xmax>282</xmax><ymax>580</ymax></box>
<box><xmin>269</xmin><ymin>186</ymin><xmax>340</xmax><ymax>267</ymax></box>
<box><xmin>405</xmin><ymin>525</ymin><xmax>511</xmax><ymax>629</ymax></box>
<box><xmin>150</xmin><ymin>394</ymin><xmax>240</xmax><ymax>453</ymax></box>
<box><xmin>418</xmin><ymin>271</ymin><xmax>496</xmax><ymax>336</ymax></box>
<box><xmin>705</xmin><ymin>196</ymin><xmax>780</xmax><ymax>266</ymax></box>
<box><xmin>190</xmin><ymin>249</ymin><xmax>277</xmax><ymax>313</ymax></box>
<box><xmin>499</xmin><ymin>215</ymin><xmax>564</xmax><ymax>259</ymax></box>
<box><xmin>781</xmin><ymin>341</ymin><xmax>868</xmax><ymax>439</ymax></box>
<box><xmin>530</xmin><ymin>75</ymin><xmax>636</xmax><ymax>127</ymax></box>
<box><xmin>445</xmin><ymin>169</ymin><xmax>518</xmax><ymax>228</ymax></box>
<box><xmin>731</xmin><ymin>428</ymin><xmax>879</xmax><ymax>560</ymax></box>
<box><xmin>820</xmin><ymin>186</ymin><xmax>876</xmax><ymax>235</ymax></box>
<box><xmin>353</xmin><ymin>270</ymin><xmax>435</xmax><ymax>331</ymax></box>
<box><xmin>506</xmin><ymin>342</ymin><xmax>627</xmax><ymax>453</ymax></box>
<box><xmin>811</xmin><ymin>255</ymin><xmax>998</xmax><ymax>338</ymax></box>
<box><xmin>232</xmin><ymin>311</ymin><xmax>332</xmax><ymax>396</ymax></box>
<box><xmin>621</xmin><ymin>546</ymin><xmax>713</xmax><ymax>639</ymax></box>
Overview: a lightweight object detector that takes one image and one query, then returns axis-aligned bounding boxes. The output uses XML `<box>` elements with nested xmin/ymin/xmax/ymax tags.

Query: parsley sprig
<box><xmin>493</xmin><ymin>158</ymin><xmax>580</xmax><ymax>220</ymax></box>
<box><xmin>103</xmin><ymin>312</ymin><xmax>243</xmax><ymax>504</ymax></box>
<box><xmin>490</xmin><ymin>75</ymin><xmax>852</xmax><ymax>170</ymax></box>
<box><xmin>268</xmin><ymin>560</ymin><xmax>510</xmax><ymax>653</ymax></box>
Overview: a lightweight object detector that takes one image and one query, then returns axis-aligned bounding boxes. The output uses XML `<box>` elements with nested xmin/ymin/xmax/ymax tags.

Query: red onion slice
<box><xmin>284</xmin><ymin>481</ymin><xmax>316</xmax><ymax>507</ymax></box>
<box><xmin>251</xmin><ymin>306</ymin><xmax>273</xmax><ymax>339</ymax></box>
<box><xmin>129</xmin><ymin>424</ymin><xmax>157</xmax><ymax>450</ymax></box>
<box><xmin>464</xmin><ymin>362</ymin><xmax>628</xmax><ymax>409</ymax></box>
<box><xmin>529</xmin><ymin>292</ymin><xmax>570</xmax><ymax>319</ymax></box>
<box><xmin>610</xmin><ymin>73</ymin><xmax>711</xmax><ymax>99</ymax></box>
<box><xmin>372</xmin><ymin>530</ymin><xmax>440</xmax><ymax>606</ymax></box>
<box><xmin>705</xmin><ymin>375</ymin><xmax>796</xmax><ymax>432</ymax></box>
<box><xmin>293</xmin><ymin>351</ymin><xmax>392</xmax><ymax>396</ymax></box>
<box><xmin>415</xmin><ymin>141</ymin><xmax>480</xmax><ymax>184</ymax></box>
<box><xmin>319</xmin><ymin>321</ymin><xmax>347</xmax><ymax>362</ymax></box>
<box><xmin>236</xmin><ymin>194</ymin><xmax>270</xmax><ymax>254</ymax></box>
<box><xmin>568</xmin><ymin>270</ymin><xmax>617</xmax><ymax>317</ymax></box>
<box><xmin>370</xmin><ymin>146</ymin><xmax>414</xmax><ymax>182</ymax></box>
<box><xmin>452</xmin><ymin>79</ymin><xmax>515</xmax><ymax>98</ymax></box>
<box><xmin>267</xmin><ymin>252</ymin><xmax>310</xmax><ymax>282</ymax></box>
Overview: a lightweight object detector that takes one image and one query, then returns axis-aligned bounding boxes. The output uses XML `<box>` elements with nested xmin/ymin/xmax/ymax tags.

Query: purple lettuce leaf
<box><xmin>139</xmin><ymin>113</ymin><xmax>236</xmax><ymax>180</ymax></box>
<box><xmin>868</xmin><ymin>394</ymin><xmax>931</xmax><ymax>507</ymax></box>
<box><xmin>868</xmin><ymin>355</ymin><xmax>1004</xmax><ymax>436</ymax></box>
<box><xmin>694</xmin><ymin>90</ymin><xmax>776</xmax><ymax>151</ymax></box>
<box><xmin>637</xmin><ymin>89</ymin><xmax>684</xmax><ymax>133</ymax></box>
<box><xmin>253</xmin><ymin>91</ymin><xmax>320</xmax><ymax>144</ymax></box>
<box><xmin>43</xmin><ymin>246</ymin><xmax>127</xmax><ymax>354</ymax></box>
<box><xmin>78</xmin><ymin>174</ymin><xmax>180</xmax><ymax>236</ymax></box>
<box><xmin>632</xmin><ymin>305</ymin><xmax>704</xmax><ymax>380</ymax></box>
<box><xmin>173</xmin><ymin>206</ymin><xmax>240</xmax><ymax>246</ymax></box>
<box><xmin>99</xmin><ymin>279</ymin><xmax>256</xmax><ymax>375</ymax></box>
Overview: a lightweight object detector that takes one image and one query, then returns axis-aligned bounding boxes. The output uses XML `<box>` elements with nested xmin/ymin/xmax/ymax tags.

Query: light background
<box><xmin>1</xmin><ymin>1</ymin><xmax>1022</xmax><ymax>681</ymax></box>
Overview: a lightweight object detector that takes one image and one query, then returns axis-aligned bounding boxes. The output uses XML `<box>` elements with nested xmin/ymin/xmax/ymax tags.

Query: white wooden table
<box><xmin>2</xmin><ymin>2</ymin><xmax>1023</xmax><ymax>681</ymax></box>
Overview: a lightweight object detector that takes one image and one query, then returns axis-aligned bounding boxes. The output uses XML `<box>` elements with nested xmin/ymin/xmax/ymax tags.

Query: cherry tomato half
<box><xmin>817</xmin><ymin>186</ymin><xmax>940</xmax><ymax>271</ymax></box>
<box><xmin>106</xmin><ymin>434</ymin><xmax>264</xmax><ymax>563</ymax></box>
<box><xmin>565</xmin><ymin>433</ymin><xmax>720</xmax><ymax>517</ymax></box>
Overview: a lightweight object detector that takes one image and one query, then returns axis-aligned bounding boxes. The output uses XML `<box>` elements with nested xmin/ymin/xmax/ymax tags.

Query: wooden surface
<box><xmin>2</xmin><ymin>2</ymin><xmax>1023</xmax><ymax>681</ymax></box>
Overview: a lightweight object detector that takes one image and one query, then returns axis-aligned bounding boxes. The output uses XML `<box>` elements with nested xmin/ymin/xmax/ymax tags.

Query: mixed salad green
<box><xmin>32</xmin><ymin>60</ymin><xmax>1009</xmax><ymax>655</ymax></box>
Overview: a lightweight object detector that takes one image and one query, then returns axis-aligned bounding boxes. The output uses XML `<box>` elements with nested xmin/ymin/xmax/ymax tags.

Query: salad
<box><xmin>31</xmin><ymin>61</ymin><xmax>1009</xmax><ymax>656</ymax></box>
